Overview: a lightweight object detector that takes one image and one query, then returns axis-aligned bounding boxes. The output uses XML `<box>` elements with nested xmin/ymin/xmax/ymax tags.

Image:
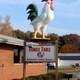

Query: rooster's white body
<box><xmin>30</xmin><ymin>0</ymin><xmax>54</xmax><ymax>38</ymax></box>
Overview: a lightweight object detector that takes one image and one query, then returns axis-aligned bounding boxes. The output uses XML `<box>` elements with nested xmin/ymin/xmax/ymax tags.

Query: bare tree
<box><xmin>0</xmin><ymin>16</ymin><xmax>13</xmax><ymax>36</ymax></box>
<box><xmin>4</xmin><ymin>16</ymin><xmax>10</xmax><ymax>25</ymax></box>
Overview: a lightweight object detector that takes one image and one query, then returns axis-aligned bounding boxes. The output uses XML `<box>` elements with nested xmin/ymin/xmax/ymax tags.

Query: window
<box><xmin>13</xmin><ymin>48</ymin><xmax>20</xmax><ymax>63</ymax></box>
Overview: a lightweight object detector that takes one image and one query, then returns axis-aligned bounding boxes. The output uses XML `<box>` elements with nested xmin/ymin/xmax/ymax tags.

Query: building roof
<box><xmin>59</xmin><ymin>56</ymin><xmax>80</xmax><ymax>60</ymax></box>
<box><xmin>58</xmin><ymin>53</ymin><xmax>80</xmax><ymax>60</ymax></box>
<box><xmin>0</xmin><ymin>34</ymin><xmax>39</xmax><ymax>46</ymax></box>
<box><xmin>59</xmin><ymin>53</ymin><xmax>80</xmax><ymax>56</ymax></box>
<box><xmin>0</xmin><ymin>34</ymin><xmax>24</xmax><ymax>46</ymax></box>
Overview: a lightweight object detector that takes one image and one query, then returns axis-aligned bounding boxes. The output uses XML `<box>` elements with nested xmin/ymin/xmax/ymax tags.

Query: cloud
<box><xmin>0</xmin><ymin>0</ymin><xmax>33</xmax><ymax>5</ymax></box>
<box><xmin>57</xmin><ymin>0</ymin><xmax>78</xmax><ymax>4</ymax></box>
<box><xmin>55</xmin><ymin>0</ymin><xmax>80</xmax><ymax>18</ymax></box>
<box><xmin>46</xmin><ymin>23</ymin><xmax>70</xmax><ymax>35</ymax></box>
<box><xmin>48</xmin><ymin>25</ymin><xmax>80</xmax><ymax>36</ymax></box>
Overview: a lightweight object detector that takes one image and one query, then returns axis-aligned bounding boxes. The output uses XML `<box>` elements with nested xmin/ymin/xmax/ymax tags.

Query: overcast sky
<box><xmin>0</xmin><ymin>0</ymin><xmax>80</xmax><ymax>35</ymax></box>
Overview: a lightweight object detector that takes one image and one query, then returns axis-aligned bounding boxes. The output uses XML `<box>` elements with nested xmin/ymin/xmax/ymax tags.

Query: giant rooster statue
<box><xmin>26</xmin><ymin>0</ymin><xmax>54</xmax><ymax>38</ymax></box>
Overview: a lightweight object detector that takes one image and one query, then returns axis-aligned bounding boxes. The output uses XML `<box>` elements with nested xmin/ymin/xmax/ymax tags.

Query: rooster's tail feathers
<box><xmin>26</xmin><ymin>4</ymin><xmax>38</xmax><ymax>21</ymax></box>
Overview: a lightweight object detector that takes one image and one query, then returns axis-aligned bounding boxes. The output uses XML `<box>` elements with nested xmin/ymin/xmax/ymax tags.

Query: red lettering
<box><xmin>41</xmin><ymin>47</ymin><xmax>50</xmax><ymax>52</ymax></box>
<box><xmin>29</xmin><ymin>48</ymin><xmax>40</xmax><ymax>52</ymax></box>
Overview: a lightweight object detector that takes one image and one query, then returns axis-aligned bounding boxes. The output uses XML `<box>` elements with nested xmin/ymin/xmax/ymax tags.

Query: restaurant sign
<box><xmin>25</xmin><ymin>45</ymin><xmax>56</xmax><ymax>62</ymax></box>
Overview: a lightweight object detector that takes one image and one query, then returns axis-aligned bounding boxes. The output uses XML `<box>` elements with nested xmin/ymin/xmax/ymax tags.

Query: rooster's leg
<box><xmin>40</xmin><ymin>26</ymin><xmax>45</xmax><ymax>39</ymax></box>
<box><xmin>42</xmin><ymin>34</ymin><xmax>45</xmax><ymax>39</ymax></box>
<box><xmin>41</xmin><ymin>25</ymin><xmax>47</xmax><ymax>39</ymax></box>
<box><xmin>42</xmin><ymin>30</ymin><xmax>45</xmax><ymax>39</ymax></box>
<box><xmin>34</xmin><ymin>31</ymin><xmax>37</xmax><ymax>38</ymax></box>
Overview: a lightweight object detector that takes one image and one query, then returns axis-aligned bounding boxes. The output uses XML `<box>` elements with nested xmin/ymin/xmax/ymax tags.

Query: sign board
<box><xmin>25</xmin><ymin>45</ymin><xmax>56</xmax><ymax>62</ymax></box>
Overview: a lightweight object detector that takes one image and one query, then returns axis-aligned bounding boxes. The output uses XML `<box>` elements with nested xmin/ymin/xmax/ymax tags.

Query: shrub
<box><xmin>21</xmin><ymin>72</ymin><xmax>67</xmax><ymax>80</ymax></box>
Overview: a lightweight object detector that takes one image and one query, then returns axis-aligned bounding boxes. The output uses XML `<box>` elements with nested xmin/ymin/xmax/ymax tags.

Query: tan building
<box><xmin>0</xmin><ymin>35</ymin><xmax>46</xmax><ymax>80</ymax></box>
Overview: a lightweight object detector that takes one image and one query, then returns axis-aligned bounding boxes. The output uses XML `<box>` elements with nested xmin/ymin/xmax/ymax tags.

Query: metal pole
<box><xmin>23</xmin><ymin>40</ymin><xmax>26</xmax><ymax>80</ymax></box>
<box><xmin>55</xmin><ymin>39</ymin><xmax>58</xmax><ymax>80</ymax></box>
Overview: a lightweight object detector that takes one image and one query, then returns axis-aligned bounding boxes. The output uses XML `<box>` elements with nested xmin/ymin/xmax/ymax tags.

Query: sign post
<box><xmin>55</xmin><ymin>40</ymin><xmax>58</xmax><ymax>80</ymax></box>
<box><xmin>23</xmin><ymin>40</ymin><xmax>26</xmax><ymax>80</ymax></box>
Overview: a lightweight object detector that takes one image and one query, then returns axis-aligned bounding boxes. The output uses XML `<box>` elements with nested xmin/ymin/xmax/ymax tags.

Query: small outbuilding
<box><xmin>0</xmin><ymin>34</ymin><xmax>46</xmax><ymax>80</ymax></box>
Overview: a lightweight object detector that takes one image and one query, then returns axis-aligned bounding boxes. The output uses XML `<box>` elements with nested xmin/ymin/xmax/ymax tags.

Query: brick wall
<box><xmin>0</xmin><ymin>46</ymin><xmax>46</xmax><ymax>80</ymax></box>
